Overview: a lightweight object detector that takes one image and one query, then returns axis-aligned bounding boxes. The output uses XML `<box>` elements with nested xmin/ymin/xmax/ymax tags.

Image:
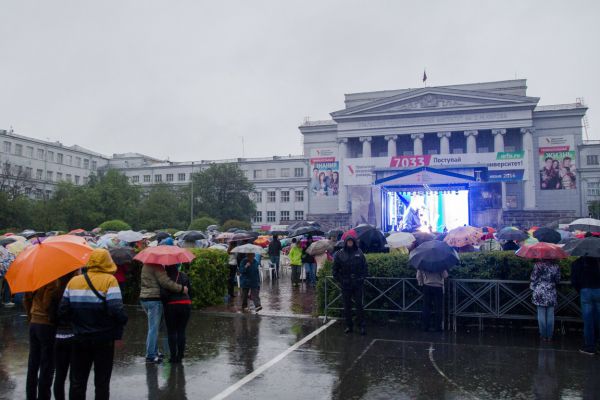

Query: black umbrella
<box><xmin>290</xmin><ymin>226</ymin><xmax>324</xmax><ymax>237</ymax></box>
<box><xmin>109</xmin><ymin>247</ymin><xmax>136</xmax><ymax>265</ymax></box>
<box><xmin>230</xmin><ymin>233</ymin><xmax>254</xmax><ymax>242</ymax></box>
<box><xmin>496</xmin><ymin>228</ymin><xmax>528</xmax><ymax>241</ymax></box>
<box><xmin>533</xmin><ymin>227</ymin><xmax>561</xmax><ymax>244</ymax></box>
<box><xmin>288</xmin><ymin>220</ymin><xmax>321</xmax><ymax>231</ymax></box>
<box><xmin>413</xmin><ymin>231</ymin><xmax>435</xmax><ymax>246</ymax></box>
<box><xmin>155</xmin><ymin>231</ymin><xmax>171</xmax><ymax>242</ymax></box>
<box><xmin>181</xmin><ymin>231</ymin><xmax>206</xmax><ymax>242</ymax></box>
<box><xmin>269</xmin><ymin>230</ymin><xmax>288</xmax><ymax>236</ymax></box>
<box><xmin>342</xmin><ymin>225</ymin><xmax>387</xmax><ymax>253</ymax></box>
<box><xmin>327</xmin><ymin>229</ymin><xmax>344</xmax><ymax>241</ymax></box>
<box><xmin>409</xmin><ymin>241</ymin><xmax>460</xmax><ymax>273</ymax></box>
<box><xmin>227</xmin><ymin>228</ymin><xmax>239</xmax><ymax>233</ymax></box>
<box><xmin>0</xmin><ymin>238</ymin><xmax>17</xmax><ymax>246</ymax></box>
<box><xmin>563</xmin><ymin>237</ymin><xmax>600</xmax><ymax>257</ymax></box>
<box><xmin>246</xmin><ymin>231</ymin><xmax>260</xmax><ymax>239</ymax></box>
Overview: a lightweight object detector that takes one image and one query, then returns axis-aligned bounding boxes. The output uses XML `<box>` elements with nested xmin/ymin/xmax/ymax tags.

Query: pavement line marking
<box><xmin>376</xmin><ymin>338</ymin><xmax>583</xmax><ymax>354</ymax></box>
<box><xmin>428</xmin><ymin>343</ymin><xmax>480</xmax><ymax>400</ymax></box>
<box><xmin>208</xmin><ymin>319</ymin><xmax>337</xmax><ymax>400</ymax></box>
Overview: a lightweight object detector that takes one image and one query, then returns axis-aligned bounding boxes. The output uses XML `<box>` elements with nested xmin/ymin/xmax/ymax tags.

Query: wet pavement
<box><xmin>1</xmin><ymin>278</ymin><xmax>599</xmax><ymax>399</ymax></box>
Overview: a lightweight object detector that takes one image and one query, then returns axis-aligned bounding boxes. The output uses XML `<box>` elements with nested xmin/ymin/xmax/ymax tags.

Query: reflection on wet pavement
<box><xmin>1</xmin><ymin>285</ymin><xmax>599</xmax><ymax>399</ymax></box>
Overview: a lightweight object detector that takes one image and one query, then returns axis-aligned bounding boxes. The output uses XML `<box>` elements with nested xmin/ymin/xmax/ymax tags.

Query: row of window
<box><xmin>130</xmin><ymin>173</ymin><xmax>189</xmax><ymax>184</ymax></box>
<box><xmin>251</xmin><ymin>167</ymin><xmax>304</xmax><ymax>179</ymax></box>
<box><xmin>252</xmin><ymin>210</ymin><xmax>304</xmax><ymax>223</ymax></box>
<box><xmin>252</xmin><ymin>190</ymin><xmax>304</xmax><ymax>203</ymax></box>
<box><xmin>587</xmin><ymin>155</ymin><xmax>599</xmax><ymax>166</ymax></box>
<box><xmin>2</xmin><ymin>163</ymin><xmax>88</xmax><ymax>185</ymax></box>
<box><xmin>2</xmin><ymin>141</ymin><xmax>97</xmax><ymax>170</ymax></box>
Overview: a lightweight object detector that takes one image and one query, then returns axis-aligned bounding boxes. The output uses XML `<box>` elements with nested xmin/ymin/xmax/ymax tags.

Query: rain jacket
<box><xmin>59</xmin><ymin>249</ymin><xmax>128</xmax><ymax>340</ymax></box>
<box><xmin>416</xmin><ymin>270</ymin><xmax>448</xmax><ymax>288</ymax></box>
<box><xmin>571</xmin><ymin>257</ymin><xmax>600</xmax><ymax>292</ymax></box>
<box><xmin>239</xmin><ymin>258</ymin><xmax>260</xmax><ymax>289</ymax></box>
<box><xmin>289</xmin><ymin>244</ymin><xmax>302</xmax><ymax>266</ymax></box>
<box><xmin>140</xmin><ymin>263</ymin><xmax>184</xmax><ymax>300</ymax></box>
<box><xmin>333</xmin><ymin>238</ymin><xmax>368</xmax><ymax>288</ymax></box>
<box><xmin>24</xmin><ymin>282</ymin><xmax>61</xmax><ymax>325</ymax></box>
<box><xmin>161</xmin><ymin>267</ymin><xmax>192</xmax><ymax>305</ymax></box>
<box><xmin>301</xmin><ymin>240</ymin><xmax>316</xmax><ymax>264</ymax></box>
<box><xmin>530</xmin><ymin>261</ymin><xmax>561</xmax><ymax>307</ymax></box>
<box><xmin>267</xmin><ymin>239</ymin><xmax>282</xmax><ymax>257</ymax></box>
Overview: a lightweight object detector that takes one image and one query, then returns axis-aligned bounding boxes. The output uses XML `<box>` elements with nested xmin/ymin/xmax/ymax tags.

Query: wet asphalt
<box><xmin>1</xmin><ymin>277</ymin><xmax>599</xmax><ymax>399</ymax></box>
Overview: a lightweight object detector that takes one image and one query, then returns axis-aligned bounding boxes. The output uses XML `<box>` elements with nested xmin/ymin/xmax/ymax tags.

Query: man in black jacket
<box><xmin>333</xmin><ymin>236</ymin><xmax>368</xmax><ymax>335</ymax></box>
<box><xmin>267</xmin><ymin>235</ymin><xmax>282</xmax><ymax>279</ymax></box>
<box><xmin>571</xmin><ymin>256</ymin><xmax>600</xmax><ymax>355</ymax></box>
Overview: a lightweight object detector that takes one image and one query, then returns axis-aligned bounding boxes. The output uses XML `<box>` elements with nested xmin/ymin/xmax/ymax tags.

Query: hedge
<box><xmin>316</xmin><ymin>251</ymin><xmax>576</xmax><ymax>316</ymax></box>
<box><xmin>121</xmin><ymin>248</ymin><xmax>229</xmax><ymax>308</ymax></box>
<box><xmin>98</xmin><ymin>219</ymin><xmax>131</xmax><ymax>232</ymax></box>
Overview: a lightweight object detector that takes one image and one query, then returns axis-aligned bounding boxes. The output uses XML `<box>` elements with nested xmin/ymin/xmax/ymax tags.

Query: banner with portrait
<box><xmin>309</xmin><ymin>147</ymin><xmax>339</xmax><ymax>198</ymax></box>
<box><xmin>538</xmin><ymin>136</ymin><xmax>576</xmax><ymax>190</ymax></box>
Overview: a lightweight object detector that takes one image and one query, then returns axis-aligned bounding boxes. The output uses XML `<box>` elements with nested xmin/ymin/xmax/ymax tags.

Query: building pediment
<box><xmin>331</xmin><ymin>87</ymin><xmax>540</xmax><ymax>120</ymax></box>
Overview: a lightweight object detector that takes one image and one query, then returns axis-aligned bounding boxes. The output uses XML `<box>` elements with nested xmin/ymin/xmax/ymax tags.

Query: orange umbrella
<box><xmin>45</xmin><ymin>234</ymin><xmax>88</xmax><ymax>245</ymax></box>
<box><xmin>5</xmin><ymin>237</ymin><xmax>93</xmax><ymax>293</ymax></box>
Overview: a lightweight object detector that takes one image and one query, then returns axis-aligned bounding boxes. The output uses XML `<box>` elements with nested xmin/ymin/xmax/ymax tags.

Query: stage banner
<box><xmin>538</xmin><ymin>136</ymin><xmax>576</xmax><ymax>190</ymax></box>
<box><xmin>309</xmin><ymin>147</ymin><xmax>339</xmax><ymax>197</ymax></box>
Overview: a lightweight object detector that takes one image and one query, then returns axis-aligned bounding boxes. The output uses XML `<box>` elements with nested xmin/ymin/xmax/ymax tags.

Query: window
<box><xmin>280</xmin><ymin>211</ymin><xmax>290</xmax><ymax>221</ymax></box>
<box><xmin>36</xmin><ymin>169</ymin><xmax>43</xmax><ymax>179</ymax></box>
<box><xmin>83</xmin><ymin>177</ymin><xmax>89</xmax><ymax>185</ymax></box>
<box><xmin>281</xmin><ymin>190</ymin><xmax>290</xmax><ymax>202</ymax></box>
<box><xmin>178</xmin><ymin>173</ymin><xmax>186</xmax><ymax>181</ymax></box>
<box><xmin>280</xmin><ymin>168</ymin><xmax>290</xmax><ymax>177</ymax></box>
<box><xmin>25</xmin><ymin>167</ymin><xmax>32</xmax><ymax>177</ymax></box>
<box><xmin>83</xmin><ymin>158</ymin><xmax>90</xmax><ymax>169</ymax></box>
<box><xmin>47</xmin><ymin>171</ymin><xmax>53</xmax><ymax>181</ymax></box>
<box><xmin>26</xmin><ymin>146</ymin><xmax>33</xmax><ymax>158</ymax></box>
<box><xmin>66</xmin><ymin>155</ymin><xmax>72</xmax><ymax>165</ymax></box>
<box><xmin>47</xmin><ymin>151</ymin><xmax>54</xmax><ymax>162</ymax></box>
<box><xmin>15</xmin><ymin>144</ymin><xmax>23</xmax><ymax>156</ymax></box>
<box><xmin>75</xmin><ymin>157</ymin><xmax>82</xmax><ymax>167</ymax></box>
<box><xmin>295</xmin><ymin>190</ymin><xmax>304</xmax><ymax>202</ymax></box>
<box><xmin>267</xmin><ymin>191</ymin><xmax>276</xmax><ymax>202</ymax></box>
<box><xmin>75</xmin><ymin>176</ymin><xmax>80</xmax><ymax>185</ymax></box>
<box><xmin>37</xmin><ymin>149</ymin><xmax>44</xmax><ymax>159</ymax></box>
<box><xmin>294</xmin><ymin>211</ymin><xmax>304</xmax><ymax>221</ymax></box>
<box><xmin>66</xmin><ymin>174</ymin><xmax>72</xmax><ymax>182</ymax></box>
<box><xmin>254</xmin><ymin>191</ymin><xmax>262</xmax><ymax>203</ymax></box>
<box><xmin>294</xmin><ymin>167</ymin><xmax>304</xmax><ymax>177</ymax></box>
<box><xmin>266</xmin><ymin>169</ymin><xmax>276</xmax><ymax>178</ymax></box>
<box><xmin>587</xmin><ymin>155</ymin><xmax>599</xmax><ymax>165</ymax></box>
<box><xmin>57</xmin><ymin>153</ymin><xmax>63</xmax><ymax>164</ymax></box>
<box><xmin>253</xmin><ymin>169</ymin><xmax>262</xmax><ymax>179</ymax></box>
<box><xmin>154</xmin><ymin>174</ymin><xmax>162</xmax><ymax>183</ymax></box>
<box><xmin>252</xmin><ymin>211</ymin><xmax>263</xmax><ymax>223</ymax></box>
<box><xmin>3</xmin><ymin>141</ymin><xmax>11</xmax><ymax>153</ymax></box>
<box><xmin>267</xmin><ymin>211</ymin><xmax>276</xmax><ymax>222</ymax></box>
<box><xmin>91</xmin><ymin>160</ymin><xmax>97</xmax><ymax>171</ymax></box>
<box><xmin>588</xmin><ymin>181</ymin><xmax>600</xmax><ymax>197</ymax></box>
<box><xmin>166</xmin><ymin>173</ymin><xmax>174</xmax><ymax>182</ymax></box>
<box><xmin>56</xmin><ymin>172</ymin><xmax>63</xmax><ymax>181</ymax></box>
<box><xmin>144</xmin><ymin>175</ymin><xmax>151</xmax><ymax>183</ymax></box>
<box><xmin>35</xmin><ymin>189</ymin><xmax>43</xmax><ymax>200</ymax></box>
<box><xmin>131</xmin><ymin>176</ymin><xmax>140</xmax><ymax>183</ymax></box>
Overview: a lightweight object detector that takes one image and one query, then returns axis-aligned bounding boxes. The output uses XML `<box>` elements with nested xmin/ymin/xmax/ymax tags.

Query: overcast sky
<box><xmin>1</xmin><ymin>1</ymin><xmax>598</xmax><ymax>161</ymax></box>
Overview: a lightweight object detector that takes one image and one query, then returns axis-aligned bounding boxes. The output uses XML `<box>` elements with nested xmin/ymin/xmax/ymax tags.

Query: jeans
<box><xmin>164</xmin><ymin>304</ymin><xmax>191</xmax><ymax>362</ymax></box>
<box><xmin>53</xmin><ymin>336</ymin><xmax>72</xmax><ymax>400</ymax></box>
<box><xmin>1</xmin><ymin>278</ymin><xmax>11</xmax><ymax>303</ymax></box>
<box><xmin>291</xmin><ymin>265</ymin><xmax>301</xmax><ymax>285</ymax></box>
<box><xmin>303</xmin><ymin>263</ymin><xmax>317</xmax><ymax>286</ymax></box>
<box><xmin>422</xmin><ymin>285</ymin><xmax>444</xmax><ymax>331</ymax></box>
<box><xmin>241</xmin><ymin>287</ymin><xmax>261</xmax><ymax>309</ymax></box>
<box><xmin>580</xmin><ymin>288</ymin><xmax>600</xmax><ymax>352</ymax></box>
<box><xmin>141</xmin><ymin>300</ymin><xmax>163</xmax><ymax>359</ymax></box>
<box><xmin>537</xmin><ymin>306</ymin><xmax>555</xmax><ymax>339</ymax></box>
<box><xmin>270</xmin><ymin>256</ymin><xmax>280</xmax><ymax>277</ymax></box>
<box><xmin>69</xmin><ymin>338</ymin><xmax>115</xmax><ymax>400</ymax></box>
<box><xmin>342</xmin><ymin>283</ymin><xmax>365</xmax><ymax>329</ymax></box>
<box><xmin>26</xmin><ymin>323</ymin><xmax>56</xmax><ymax>400</ymax></box>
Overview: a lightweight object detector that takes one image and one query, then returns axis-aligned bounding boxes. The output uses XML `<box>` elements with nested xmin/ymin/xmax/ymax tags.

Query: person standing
<box><xmin>162</xmin><ymin>265</ymin><xmax>192</xmax><ymax>363</ymax></box>
<box><xmin>267</xmin><ymin>235</ymin><xmax>282</xmax><ymax>278</ymax></box>
<box><xmin>53</xmin><ymin>272</ymin><xmax>77</xmax><ymax>400</ymax></box>
<box><xmin>288</xmin><ymin>238</ymin><xmax>302</xmax><ymax>287</ymax></box>
<box><xmin>333</xmin><ymin>236</ymin><xmax>368</xmax><ymax>335</ymax></box>
<box><xmin>140</xmin><ymin>262</ymin><xmax>187</xmax><ymax>363</ymax></box>
<box><xmin>530</xmin><ymin>259</ymin><xmax>561</xmax><ymax>342</ymax></box>
<box><xmin>24</xmin><ymin>280</ymin><xmax>62</xmax><ymax>400</ymax></box>
<box><xmin>571</xmin><ymin>256</ymin><xmax>600</xmax><ymax>355</ymax></box>
<box><xmin>302</xmin><ymin>237</ymin><xmax>317</xmax><ymax>287</ymax></box>
<box><xmin>58</xmin><ymin>249</ymin><xmax>128</xmax><ymax>400</ymax></box>
<box><xmin>239</xmin><ymin>252</ymin><xmax>262</xmax><ymax>313</ymax></box>
<box><xmin>417</xmin><ymin>269</ymin><xmax>448</xmax><ymax>332</ymax></box>
<box><xmin>227</xmin><ymin>242</ymin><xmax>239</xmax><ymax>300</ymax></box>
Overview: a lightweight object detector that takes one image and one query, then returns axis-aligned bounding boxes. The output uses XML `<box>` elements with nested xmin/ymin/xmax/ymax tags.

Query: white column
<box><xmin>303</xmin><ymin>187</ymin><xmax>309</xmax><ymax>217</ymax></box>
<box><xmin>275</xmin><ymin>188</ymin><xmax>281</xmax><ymax>224</ymax></box>
<box><xmin>336</xmin><ymin>137</ymin><xmax>349</xmax><ymax>213</ymax></box>
<box><xmin>384</xmin><ymin>135</ymin><xmax>398</xmax><ymax>157</ymax></box>
<box><xmin>337</xmin><ymin>137</ymin><xmax>348</xmax><ymax>159</ymax></box>
<box><xmin>492</xmin><ymin>128</ymin><xmax>506</xmax><ymax>152</ymax></box>
<box><xmin>464</xmin><ymin>130</ymin><xmax>478</xmax><ymax>154</ymax></box>
<box><xmin>521</xmin><ymin>127</ymin><xmax>536</xmax><ymax>209</ymax></box>
<box><xmin>359</xmin><ymin>136</ymin><xmax>372</xmax><ymax>158</ymax></box>
<box><xmin>411</xmin><ymin>133</ymin><xmax>424</xmax><ymax>155</ymax></box>
<box><xmin>437</xmin><ymin>131</ymin><xmax>451</xmax><ymax>154</ymax></box>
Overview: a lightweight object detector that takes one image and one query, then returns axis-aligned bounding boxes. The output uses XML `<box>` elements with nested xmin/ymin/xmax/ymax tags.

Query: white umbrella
<box><xmin>209</xmin><ymin>244</ymin><xmax>228</xmax><ymax>251</ymax></box>
<box><xmin>386</xmin><ymin>232</ymin><xmax>416</xmax><ymax>248</ymax></box>
<box><xmin>306</xmin><ymin>240</ymin><xmax>333</xmax><ymax>256</ymax></box>
<box><xmin>117</xmin><ymin>230</ymin><xmax>144</xmax><ymax>243</ymax></box>
<box><xmin>568</xmin><ymin>218</ymin><xmax>600</xmax><ymax>232</ymax></box>
<box><xmin>231</xmin><ymin>244</ymin><xmax>264</xmax><ymax>254</ymax></box>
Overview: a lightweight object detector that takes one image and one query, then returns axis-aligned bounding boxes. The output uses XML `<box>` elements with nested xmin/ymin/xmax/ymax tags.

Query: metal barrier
<box><xmin>450</xmin><ymin>279</ymin><xmax>582</xmax><ymax>331</ymax></box>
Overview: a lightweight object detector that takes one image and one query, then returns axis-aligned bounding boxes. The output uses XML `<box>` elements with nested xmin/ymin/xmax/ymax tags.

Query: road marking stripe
<box><xmin>208</xmin><ymin>319</ymin><xmax>337</xmax><ymax>400</ymax></box>
<box><xmin>428</xmin><ymin>343</ymin><xmax>480</xmax><ymax>400</ymax></box>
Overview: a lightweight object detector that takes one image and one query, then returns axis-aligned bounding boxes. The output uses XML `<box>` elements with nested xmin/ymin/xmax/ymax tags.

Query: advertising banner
<box><xmin>538</xmin><ymin>136</ymin><xmax>576</xmax><ymax>190</ymax></box>
<box><xmin>309</xmin><ymin>148</ymin><xmax>339</xmax><ymax>197</ymax></box>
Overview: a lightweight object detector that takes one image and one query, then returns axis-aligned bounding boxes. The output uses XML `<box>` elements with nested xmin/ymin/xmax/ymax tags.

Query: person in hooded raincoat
<box><xmin>332</xmin><ymin>236</ymin><xmax>368</xmax><ymax>335</ymax></box>
<box><xmin>59</xmin><ymin>249</ymin><xmax>128</xmax><ymax>400</ymax></box>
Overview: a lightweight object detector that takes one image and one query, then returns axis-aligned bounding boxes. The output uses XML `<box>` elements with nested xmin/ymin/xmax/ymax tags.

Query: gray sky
<box><xmin>1</xmin><ymin>1</ymin><xmax>598</xmax><ymax>161</ymax></box>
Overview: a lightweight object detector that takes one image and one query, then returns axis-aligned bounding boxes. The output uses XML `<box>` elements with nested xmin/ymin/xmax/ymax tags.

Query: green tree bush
<box><xmin>189</xmin><ymin>217</ymin><xmax>219</xmax><ymax>231</ymax></box>
<box><xmin>137</xmin><ymin>184</ymin><xmax>186</xmax><ymax>231</ymax></box>
<box><xmin>221</xmin><ymin>219</ymin><xmax>251</xmax><ymax>232</ymax></box>
<box><xmin>99</xmin><ymin>219</ymin><xmax>131</xmax><ymax>232</ymax></box>
<box><xmin>186</xmin><ymin>249</ymin><xmax>229</xmax><ymax>307</ymax></box>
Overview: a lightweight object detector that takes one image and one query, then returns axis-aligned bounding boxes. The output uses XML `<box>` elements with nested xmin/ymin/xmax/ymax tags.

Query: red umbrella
<box><xmin>134</xmin><ymin>245</ymin><xmax>195</xmax><ymax>265</ymax></box>
<box><xmin>515</xmin><ymin>242</ymin><xmax>569</xmax><ymax>260</ymax></box>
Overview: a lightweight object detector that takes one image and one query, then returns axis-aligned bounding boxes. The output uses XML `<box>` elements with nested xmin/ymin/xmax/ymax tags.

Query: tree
<box><xmin>190</xmin><ymin>163</ymin><xmax>255</xmax><ymax>223</ymax></box>
<box><xmin>589</xmin><ymin>201</ymin><xmax>600</xmax><ymax>219</ymax></box>
<box><xmin>98</xmin><ymin>219</ymin><xmax>131</xmax><ymax>231</ymax></box>
<box><xmin>221</xmin><ymin>219</ymin><xmax>251</xmax><ymax>232</ymax></box>
<box><xmin>90</xmin><ymin>169</ymin><xmax>141</xmax><ymax>224</ymax></box>
<box><xmin>137</xmin><ymin>184</ymin><xmax>186</xmax><ymax>231</ymax></box>
<box><xmin>46</xmin><ymin>182</ymin><xmax>104</xmax><ymax>230</ymax></box>
<box><xmin>189</xmin><ymin>217</ymin><xmax>218</xmax><ymax>231</ymax></box>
